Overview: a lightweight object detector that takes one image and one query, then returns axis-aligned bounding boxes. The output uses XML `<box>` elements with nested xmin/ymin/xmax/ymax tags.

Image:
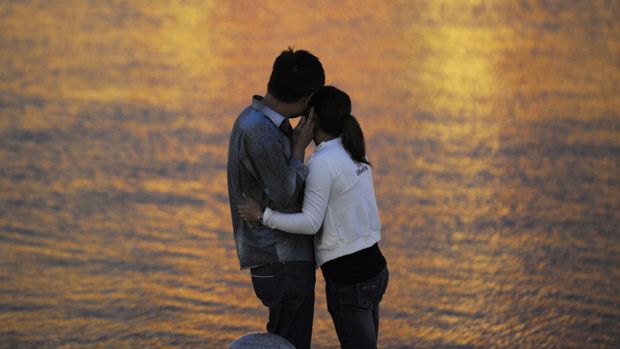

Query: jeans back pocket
<box><xmin>251</xmin><ymin>272</ymin><xmax>278</xmax><ymax>307</ymax></box>
<box><xmin>357</xmin><ymin>279</ymin><xmax>382</xmax><ymax>309</ymax></box>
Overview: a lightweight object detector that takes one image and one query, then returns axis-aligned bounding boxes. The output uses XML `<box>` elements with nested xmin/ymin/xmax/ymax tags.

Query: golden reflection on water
<box><xmin>1</xmin><ymin>1</ymin><xmax>619</xmax><ymax>348</ymax></box>
<box><xmin>0</xmin><ymin>0</ymin><xmax>222</xmax><ymax>108</ymax></box>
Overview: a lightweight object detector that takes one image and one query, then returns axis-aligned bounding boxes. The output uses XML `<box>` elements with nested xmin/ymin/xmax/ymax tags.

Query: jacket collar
<box><xmin>251</xmin><ymin>95</ymin><xmax>286</xmax><ymax>127</ymax></box>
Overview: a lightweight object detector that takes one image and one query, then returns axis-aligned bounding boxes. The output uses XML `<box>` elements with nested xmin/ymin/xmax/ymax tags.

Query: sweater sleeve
<box><xmin>262</xmin><ymin>157</ymin><xmax>332</xmax><ymax>235</ymax></box>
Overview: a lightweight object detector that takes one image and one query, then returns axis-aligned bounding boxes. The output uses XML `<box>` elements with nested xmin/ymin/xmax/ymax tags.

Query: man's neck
<box><xmin>262</xmin><ymin>94</ymin><xmax>291</xmax><ymax>118</ymax></box>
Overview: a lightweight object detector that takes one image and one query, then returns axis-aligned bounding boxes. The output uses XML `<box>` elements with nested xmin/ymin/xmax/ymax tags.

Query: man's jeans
<box><xmin>325</xmin><ymin>267</ymin><xmax>389</xmax><ymax>349</ymax></box>
<box><xmin>250</xmin><ymin>261</ymin><xmax>315</xmax><ymax>349</ymax></box>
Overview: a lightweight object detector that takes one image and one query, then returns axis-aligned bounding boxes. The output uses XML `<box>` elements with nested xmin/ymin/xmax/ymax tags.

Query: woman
<box><xmin>238</xmin><ymin>85</ymin><xmax>388</xmax><ymax>349</ymax></box>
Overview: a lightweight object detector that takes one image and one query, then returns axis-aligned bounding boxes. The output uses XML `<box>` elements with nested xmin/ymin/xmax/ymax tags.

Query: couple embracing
<box><xmin>227</xmin><ymin>48</ymin><xmax>389</xmax><ymax>349</ymax></box>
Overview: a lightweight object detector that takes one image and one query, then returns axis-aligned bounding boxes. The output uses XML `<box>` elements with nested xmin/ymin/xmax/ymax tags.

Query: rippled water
<box><xmin>1</xmin><ymin>1</ymin><xmax>619</xmax><ymax>348</ymax></box>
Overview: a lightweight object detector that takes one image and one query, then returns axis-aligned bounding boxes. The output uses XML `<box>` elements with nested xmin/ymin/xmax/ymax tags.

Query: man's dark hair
<box><xmin>267</xmin><ymin>48</ymin><xmax>325</xmax><ymax>103</ymax></box>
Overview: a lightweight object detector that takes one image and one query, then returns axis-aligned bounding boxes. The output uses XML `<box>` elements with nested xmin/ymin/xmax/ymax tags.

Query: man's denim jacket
<box><xmin>227</xmin><ymin>96</ymin><xmax>314</xmax><ymax>269</ymax></box>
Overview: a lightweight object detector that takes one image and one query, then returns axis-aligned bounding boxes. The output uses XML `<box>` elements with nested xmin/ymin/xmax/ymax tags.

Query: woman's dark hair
<box><xmin>309</xmin><ymin>86</ymin><xmax>370</xmax><ymax>165</ymax></box>
<box><xmin>267</xmin><ymin>48</ymin><xmax>325</xmax><ymax>103</ymax></box>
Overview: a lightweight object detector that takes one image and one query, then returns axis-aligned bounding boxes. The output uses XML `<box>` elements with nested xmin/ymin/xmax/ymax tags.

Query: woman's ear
<box><xmin>309</xmin><ymin>108</ymin><xmax>317</xmax><ymax>129</ymax></box>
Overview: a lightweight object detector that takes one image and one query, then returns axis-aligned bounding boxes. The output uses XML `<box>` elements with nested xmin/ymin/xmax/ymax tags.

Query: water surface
<box><xmin>1</xmin><ymin>1</ymin><xmax>619</xmax><ymax>348</ymax></box>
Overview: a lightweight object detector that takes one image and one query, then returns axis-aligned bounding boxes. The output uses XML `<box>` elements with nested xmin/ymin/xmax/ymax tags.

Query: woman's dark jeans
<box><xmin>325</xmin><ymin>267</ymin><xmax>389</xmax><ymax>349</ymax></box>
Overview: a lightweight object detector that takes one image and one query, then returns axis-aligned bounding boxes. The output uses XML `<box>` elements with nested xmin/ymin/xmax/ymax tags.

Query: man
<box><xmin>227</xmin><ymin>48</ymin><xmax>325</xmax><ymax>349</ymax></box>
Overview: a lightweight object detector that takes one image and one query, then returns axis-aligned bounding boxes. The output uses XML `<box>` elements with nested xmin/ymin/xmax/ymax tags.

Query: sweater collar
<box><xmin>315</xmin><ymin>137</ymin><xmax>342</xmax><ymax>152</ymax></box>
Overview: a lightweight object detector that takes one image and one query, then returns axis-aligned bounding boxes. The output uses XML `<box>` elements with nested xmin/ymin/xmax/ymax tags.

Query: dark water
<box><xmin>1</xmin><ymin>1</ymin><xmax>619</xmax><ymax>348</ymax></box>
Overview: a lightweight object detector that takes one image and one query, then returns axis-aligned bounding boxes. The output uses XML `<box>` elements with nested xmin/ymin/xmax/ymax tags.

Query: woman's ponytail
<box><xmin>342</xmin><ymin>114</ymin><xmax>370</xmax><ymax>165</ymax></box>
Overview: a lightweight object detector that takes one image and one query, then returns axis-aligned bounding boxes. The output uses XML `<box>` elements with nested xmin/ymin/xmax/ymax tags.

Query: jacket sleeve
<box><xmin>244</xmin><ymin>133</ymin><xmax>308</xmax><ymax>211</ymax></box>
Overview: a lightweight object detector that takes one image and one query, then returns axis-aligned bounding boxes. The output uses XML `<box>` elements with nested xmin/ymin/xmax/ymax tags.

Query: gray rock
<box><xmin>229</xmin><ymin>332</ymin><xmax>295</xmax><ymax>349</ymax></box>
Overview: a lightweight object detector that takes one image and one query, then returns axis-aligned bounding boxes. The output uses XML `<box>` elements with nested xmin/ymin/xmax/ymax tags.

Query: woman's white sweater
<box><xmin>263</xmin><ymin>137</ymin><xmax>382</xmax><ymax>266</ymax></box>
